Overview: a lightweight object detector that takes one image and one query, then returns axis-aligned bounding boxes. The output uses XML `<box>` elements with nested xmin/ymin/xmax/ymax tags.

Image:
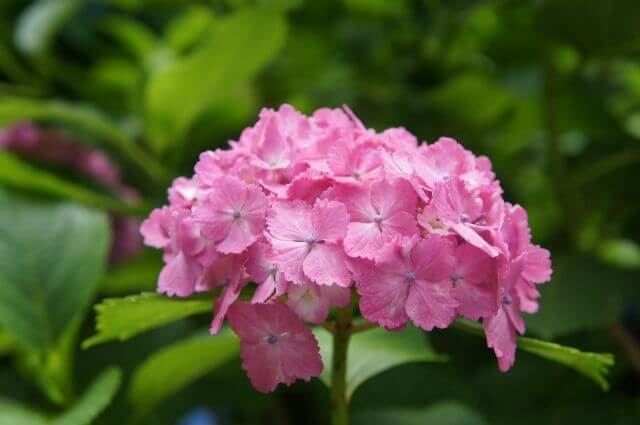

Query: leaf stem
<box><xmin>331</xmin><ymin>303</ymin><xmax>353</xmax><ymax>425</ymax></box>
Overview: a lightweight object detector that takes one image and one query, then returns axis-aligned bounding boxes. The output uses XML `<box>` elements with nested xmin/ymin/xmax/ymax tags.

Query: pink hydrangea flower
<box><xmin>193</xmin><ymin>176</ymin><xmax>267</xmax><ymax>254</ymax></box>
<box><xmin>228</xmin><ymin>302</ymin><xmax>323</xmax><ymax>393</ymax></box>
<box><xmin>351</xmin><ymin>236</ymin><xmax>457</xmax><ymax>331</ymax></box>
<box><xmin>266</xmin><ymin>198</ymin><xmax>351</xmax><ymax>286</ymax></box>
<box><xmin>141</xmin><ymin>104</ymin><xmax>552</xmax><ymax>391</ymax></box>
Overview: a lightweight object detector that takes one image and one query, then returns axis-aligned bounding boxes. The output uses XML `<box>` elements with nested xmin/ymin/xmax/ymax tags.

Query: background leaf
<box><xmin>353</xmin><ymin>401</ymin><xmax>488</xmax><ymax>425</ymax></box>
<box><xmin>128</xmin><ymin>331</ymin><xmax>238</xmax><ymax>419</ymax></box>
<box><xmin>315</xmin><ymin>326</ymin><xmax>446</xmax><ymax>400</ymax></box>
<box><xmin>0</xmin><ymin>189</ymin><xmax>110</xmax><ymax>351</ymax></box>
<box><xmin>144</xmin><ymin>7</ymin><xmax>287</xmax><ymax>152</ymax></box>
<box><xmin>52</xmin><ymin>367</ymin><xmax>121</xmax><ymax>425</ymax></box>
<box><xmin>14</xmin><ymin>0</ymin><xmax>83</xmax><ymax>57</ymax></box>
<box><xmin>100</xmin><ymin>251</ymin><xmax>162</xmax><ymax>295</ymax></box>
<box><xmin>83</xmin><ymin>293</ymin><xmax>211</xmax><ymax>348</ymax></box>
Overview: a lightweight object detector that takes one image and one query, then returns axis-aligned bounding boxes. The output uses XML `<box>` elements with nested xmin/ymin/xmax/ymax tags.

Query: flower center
<box><xmin>460</xmin><ymin>213</ymin><xmax>470</xmax><ymax>223</ymax></box>
<box><xmin>502</xmin><ymin>294</ymin><xmax>513</xmax><ymax>305</ymax></box>
<box><xmin>305</xmin><ymin>235</ymin><xmax>317</xmax><ymax>245</ymax></box>
<box><xmin>232</xmin><ymin>211</ymin><xmax>241</xmax><ymax>219</ymax></box>
<box><xmin>372</xmin><ymin>213</ymin><xmax>383</xmax><ymax>224</ymax></box>
<box><xmin>267</xmin><ymin>334</ymin><xmax>278</xmax><ymax>345</ymax></box>
<box><xmin>405</xmin><ymin>272</ymin><xmax>416</xmax><ymax>283</ymax></box>
<box><xmin>450</xmin><ymin>273</ymin><xmax>462</xmax><ymax>287</ymax></box>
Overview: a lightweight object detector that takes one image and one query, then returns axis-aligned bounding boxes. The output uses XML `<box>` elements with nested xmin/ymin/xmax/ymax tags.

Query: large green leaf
<box><xmin>453</xmin><ymin>319</ymin><xmax>614</xmax><ymax>390</ymax></box>
<box><xmin>314</xmin><ymin>325</ymin><xmax>446</xmax><ymax>400</ymax></box>
<box><xmin>353</xmin><ymin>401</ymin><xmax>488</xmax><ymax>425</ymax></box>
<box><xmin>144</xmin><ymin>7</ymin><xmax>287</xmax><ymax>152</ymax></box>
<box><xmin>0</xmin><ymin>97</ymin><xmax>165</xmax><ymax>183</ymax></box>
<box><xmin>0</xmin><ymin>189</ymin><xmax>110</xmax><ymax>351</ymax></box>
<box><xmin>52</xmin><ymin>368</ymin><xmax>121</xmax><ymax>425</ymax></box>
<box><xmin>14</xmin><ymin>0</ymin><xmax>83</xmax><ymax>57</ymax></box>
<box><xmin>0</xmin><ymin>151</ymin><xmax>147</xmax><ymax>215</ymax></box>
<box><xmin>0</xmin><ymin>398</ymin><xmax>47</xmax><ymax>425</ymax></box>
<box><xmin>83</xmin><ymin>293</ymin><xmax>212</xmax><ymax>348</ymax></box>
<box><xmin>128</xmin><ymin>331</ymin><xmax>238</xmax><ymax>419</ymax></box>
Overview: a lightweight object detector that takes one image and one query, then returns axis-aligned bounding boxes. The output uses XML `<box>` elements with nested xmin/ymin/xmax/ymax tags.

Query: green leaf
<box><xmin>453</xmin><ymin>319</ymin><xmax>614</xmax><ymax>390</ymax></box>
<box><xmin>314</xmin><ymin>325</ymin><xmax>446</xmax><ymax>400</ymax></box>
<box><xmin>128</xmin><ymin>331</ymin><xmax>238</xmax><ymax>419</ymax></box>
<box><xmin>598</xmin><ymin>238</ymin><xmax>640</xmax><ymax>270</ymax></box>
<box><xmin>101</xmin><ymin>251</ymin><xmax>162</xmax><ymax>295</ymax></box>
<box><xmin>164</xmin><ymin>5</ymin><xmax>215</xmax><ymax>53</ymax></box>
<box><xmin>0</xmin><ymin>97</ymin><xmax>165</xmax><ymax>183</ymax></box>
<box><xmin>99</xmin><ymin>16</ymin><xmax>158</xmax><ymax>63</ymax></box>
<box><xmin>144</xmin><ymin>8</ymin><xmax>287</xmax><ymax>152</ymax></box>
<box><xmin>525</xmin><ymin>256</ymin><xmax>635</xmax><ymax>339</ymax></box>
<box><xmin>51</xmin><ymin>368</ymin><xmax>121</xmax><ymax>425</ymax></box>
<box><xmin>14</xmin><ymin>0</ymin><xmax>83</xmax><ymax>57</ymax></box>
<box><xmin>517</xmin><ymin>336</ymin><xmax>614</xmax><ymax>391</ymax></box>
<box><xmin>0</xmin><ymin>189</ymin><xmax>110</xmax><ymax>351</ymax></box>
<box><xmin>0</xmin><ymin>398</ymin><xmax>47</xmax><ymax>425</ymax></box>
<box><xmin>0</xmin><ymin>327</ymin><xmax>15</xmax><ymax>356</ymax></box>
<box><xmin>83</xmin><ymin>293</ymin><xmax>212</xmax><ymax>348</ymax></box>
<box><xmin>0</xmin><ymin>151</ymin><xmax>147</xmax><ymax>215</ymax></box>
<box><xmin>353</xmin><ymin>401</ymin><xmax>488</xmax><ymax>425</ymax></box>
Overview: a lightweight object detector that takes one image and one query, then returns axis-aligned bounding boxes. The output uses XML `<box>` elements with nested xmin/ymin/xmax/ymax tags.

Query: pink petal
<box><xmin>216</xmin><ymin>219</ymin><xmax>259</xmax><ymax>254</ymax></box>
<box><xmin>522</xmin><ymin>245</ymin><xmax>552</xmax><ymax>283</ymax></box>
<box><xmin>350</xmin><ymin>258</ymin><xmax>410</xmax><ymax>330</ymax></box>
<box><xmin>312</xmin><ymin>199</ymin><xmax>349</xmax><ymax>243</ymax></box>
<box><xmin>406</xmin><ymin>280</ymin><xmax>458</xmax><ymax>331</ymax></box>
<box><xmin>455</xmin><ymin>279</ymin><xmax>496</xmax><ymax>321</ymax></box>
<box><xmin>454</xmin><ymin>243</ymin><xmax>494</xmax><ymax>284</ymax></box>
<box><xmin>451</xmin><ymin>222</ymin><xmax>499</xmax><ymax>257</ymax></box>
<box><xmin>484</xmin><ymin>307</ymin><xmax>517</xmax><ymax>372</ymax></box>
<box><xmin>267</xmin><ymin>199</ymin><xmax>313</xmax><ymax>242</ymax></box>
<box><xmin>303</xmin><ymin>243</ymin><xmax>352</xmax><ymax>286</ymax></box>
<box><xmin>410</xmin><ymin>236</ymin><xmax>455</xmax><ymax>283</ymax></box>
<box><xmin>269</xmin><ymin>238</ymin><xmax>309</xmax><ymax>284</ymax></box>
<box><xmin>158</xmin><ymin>252</ymin><xmax>201</xmax><ymax>297</ymax></box>
<box><xmin>344</xmin><ymin>222</ymin><xmax>383</xmax><ymax>259</ymax></box>
<box><xmin>210</xmin><ymin>278</ymin><xmax>244</xmax><ymax>334</ymax></box>
<box><xmin>228</xmin><ymin>302</ymin><xmax>323</xmax><ymax>393</ymax></box>
<box><xmin>370</xmin><ymin>178</ymin><xmax>417</xmax><ymax>219</ymax></box>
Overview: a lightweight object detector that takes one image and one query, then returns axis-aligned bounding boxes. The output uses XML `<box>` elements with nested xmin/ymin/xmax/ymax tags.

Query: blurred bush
<box><xmin>0</xmin><ymin>0</ymin><xmax>639</xmax><ymax>424</ymax></box>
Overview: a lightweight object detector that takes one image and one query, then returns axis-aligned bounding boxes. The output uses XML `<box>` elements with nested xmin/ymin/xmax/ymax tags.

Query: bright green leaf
<box><xmin>0</xmin><ymin>189</ymin><xmax>110</xmax><ymax>351</ymax></box>
<box><xmin>0</xmin><ymin>151</ymin><xmax>147</xmax><ymax>215</ymax></box>
<box><xmin>128</xmin><ymin>331</ymin><xmax>238</xmax><ymax>419</ymax></box>
<box><xmin>83</xmin><ymin>293</ymin><xmax>212</xmax><ymax>348</ymax></box>
<box><xmin>0</xmin><ymin>398</ymin><xmax>47</xmax><ymax>425</ymax></box>
<box><xmin>0</xmin><ymin>327</ymin><xmax>15</xmax><ymax>356</ymax></box>
<box><xmin>453</xmin><ymin>319</ymin><xmax>614</xmax><ymax>390</ymax></box>
<box><xmin>14</xmin><ymin>0</ymin><xmax>83</xmax><ymax>57</ymax></box>
<box><xmin>52</xmin><ymin>368</ymin><xmax>121</xmax><ymax>425</ymax></box>
<box><xmin>0</xmin><ymin>97</ymin><xmax>165</xmax><ymax>183</ymax></box>
<box><xmin>165</xmin><ymin>5</ymin><xmax>215</xmax><ymax>53</ymax></box>
<box><xmin>353</xmin><ymin>401</ymin><xmax>488</xmax><ymax>425</ymax></box>
<box><xmin>144</xmin><ymin>8</ymin><xmax>287</xmax><ymax>152</ymax></box>
<box><xmin>315</xmin><ymin>325</ymin><xmax>446</xmax><ymax>400</ymax></box>
<box><xmin>598</xmin><ymin>238</ymin><xmax>640</xmax><ymax>269</ymax></box>
<box><xmin>517</xmin><ymin>336</ymin><xmax>614</xmax><ymax>391</ymax></box>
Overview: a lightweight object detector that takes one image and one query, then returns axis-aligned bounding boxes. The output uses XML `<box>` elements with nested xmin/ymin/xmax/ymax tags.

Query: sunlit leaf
<box><xmin>128</xmin><ymin>331</ymin><xmax>238</xmax><ymax>419</ymax></box>
<box><xmin>0</xmin><ymin>189</ymin><xmax>110</xmax><ymax>351</ymax></box>
<box><xmin>14</xmin><ymin>0</ymin><xmax>83</xmax><ymax>57</ymax></box>
<box><xmin>353</xmin><ymin>401</ymin><xmax>487</xmax><ymax>425</ymax></box>
<box><xmin>0</xmin><ymin>151</ymin><xmax>146</xmax><ymax>215</ymax></box>
<box><xmin>144</xmin><ymin>7</ymin><xmax>287</xmax><ymax>152</ymax></box>
<box><xmin>83</xmin><ymin>293</ymin><xmax>211</xmax><ymax>348</ymax></box>
<box><xmin>598</xmin><ymin>239</ymin><xmax>640</xmax><ymax>270</ymax></box>
<box><xmin>315</xmin><ymin>325</ymin><xmax>446</xmax><ymax>400</ymax></box>
<box><xmin>0</xmin><ymin>397</ymin><xmax>47</xmax><ymax>425</ymax></box>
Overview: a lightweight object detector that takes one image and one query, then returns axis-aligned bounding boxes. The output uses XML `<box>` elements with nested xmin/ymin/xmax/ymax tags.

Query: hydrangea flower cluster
<box><xmin>141</xmin><ymin>105</ymin><xmax>552</xmax><ymax>392</ymax></box>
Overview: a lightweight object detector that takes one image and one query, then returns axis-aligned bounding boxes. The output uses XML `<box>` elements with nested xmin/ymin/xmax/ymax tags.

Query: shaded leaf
<box><xmin>83</xmin><ymin>293</ymin><xmax>211</xmax><ymax>348</ymax></box>
<box><xmin>353</xmin><ymin>401</ymin><xmax>487</xmax><ymax>425</ymax></box>
<box><xmin>315</xmin><ymin>325</ymin><xmax>446</xmax><ymax>400</ymax></box>
<box><xmin>14</xmin><ymin>0</ymin><xmax>82</xmax><ymax>57</ymax></box>
<box><xmin>100</xmin><ymin>250</ymin><xmax>162</xmax><ymax>295</ymax></box>
<box><xmin>453</xmin><ymin>319</ymin><xmax>614</xmax><ymax>390</ymax></box>
<box><xmin>52</xmin><ymin>368</ymin><xmax>121</xmax><ymax>425</ymax></box>
<box><xmin>0</xmin><ymin>189</ymin><xmax>110</xmax><ymax>351</ymax></box>
<box><xmin>525</xmin><ymin>256</ymin><xmax>635</xmax><ymax>339</ymax></box>
<box><xmin>0</xmin><ymin>151</ymin><xmax>146</xmax><ymax>215</ymax></box>
<box><xmin>128</xmin><ymin>331</ymin><xmax>238</xmax><ymax>419</ymax></box>
<box><xmin>144</xmin><ymin>7</ymin><xmax>287</xmax><ymax>152</ymax></box>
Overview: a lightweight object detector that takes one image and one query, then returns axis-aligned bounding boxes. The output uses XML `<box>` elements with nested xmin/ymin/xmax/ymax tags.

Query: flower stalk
<box><xmin>331</xmin><ymin>303</ymin><xmax>353</xmax><ymax>425</ymax></box>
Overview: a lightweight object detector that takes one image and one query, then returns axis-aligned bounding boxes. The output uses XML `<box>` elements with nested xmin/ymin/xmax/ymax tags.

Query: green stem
<box><xmin>331</xmin><ymin>303</ymin><xmax>353</xmax><ymax>425</ymax></box>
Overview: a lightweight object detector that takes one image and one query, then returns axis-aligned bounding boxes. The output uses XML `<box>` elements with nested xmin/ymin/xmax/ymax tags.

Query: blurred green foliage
<box><xmin>0</xmin><ymin>0</ymin><xmax>639</xmax><ymax>424</ymax></box>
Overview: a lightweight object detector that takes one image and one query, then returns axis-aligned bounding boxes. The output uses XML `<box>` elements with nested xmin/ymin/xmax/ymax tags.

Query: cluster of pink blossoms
<box><xmin>141</xmin><ymin>105</ymin><xmax>552</xmax><ymax>392</ymax></box>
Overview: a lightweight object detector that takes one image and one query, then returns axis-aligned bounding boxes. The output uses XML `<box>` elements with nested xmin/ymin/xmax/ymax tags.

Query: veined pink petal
<box><xmin>267</xmin><ymin>199</ymin><xmax>313</xmax><ymax>242</ymax></box>
<box><xmin>522</xmin><ymin>245</ymin><xmax>552</xmax><ymax>283</ymax></box>
<box><xmin>158</xmin><ymin>252</ymin><xmax>201</xmax><ymax>297</ymax></box>
<box><xmin>344</xmin><ymin>221</ymin><xmax>383</xmax><ymax>259</ymax></box>
<box><xmin>312</xmin><ymin>199</ymin><xmax>349</xmax><ymax>243</ymax></box>
<box><xmin>484</xmin><ymin>306</ymin><xmax>517</xmax><ymax>372</ymax></box>
<box><xmin>406</xmin><ymin>280</ymin><xmax>458</xmax><ymax>331</ymax></box>
<box><xmin>303</xmin><ymin>243</ymin><xmax>351</xmax><ymax>286</ymax></box>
